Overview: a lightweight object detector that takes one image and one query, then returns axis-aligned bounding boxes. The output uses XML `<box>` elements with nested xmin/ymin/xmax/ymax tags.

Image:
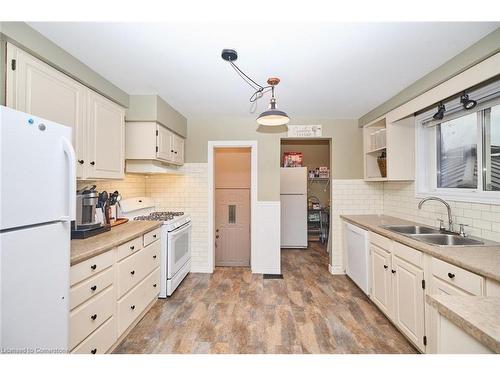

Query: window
<box><xmin>416</xmin><ymin>80</ymin><xmax>500</xmax><ymax>204</ymax></box>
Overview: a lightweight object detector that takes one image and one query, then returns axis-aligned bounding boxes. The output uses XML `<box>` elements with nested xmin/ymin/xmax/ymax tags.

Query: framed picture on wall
<box><xmin>283</xmin><ymin>152</ymin><xmax>303</xmax><ymax>167</ymax></box>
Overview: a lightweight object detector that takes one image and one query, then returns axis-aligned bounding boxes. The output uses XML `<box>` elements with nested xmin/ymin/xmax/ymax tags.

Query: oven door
<box><xmin>167</xmin><ymin>222</ymin><xmax>192</xmax><ymax>278</ymax></box>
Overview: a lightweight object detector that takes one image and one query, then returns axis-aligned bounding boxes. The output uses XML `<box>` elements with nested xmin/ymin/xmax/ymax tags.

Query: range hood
<box><xmin>125</xmin><ymin>160</ymin><xmax>184</xmax><ymax>175</ymax></box>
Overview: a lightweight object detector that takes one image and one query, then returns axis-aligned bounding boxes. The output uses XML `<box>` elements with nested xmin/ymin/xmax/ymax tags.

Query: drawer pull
<box><xmin>153</xmin><ymin>255</ymin><xmax>157</xmax><ymax>259</ymax></box>
<box><xmin>130</xmin><ymin>245</ymin><xmax>135</xmax><ymax>250</ymax></box>
<box><xmin>130</xmin><ymin>270</ymin><xmax>135</xmax><ymax>275</ymax></box>
<box><xmin>448</xmin><ymin>272</ymin><xmax>456</xmax><ymax>279</ymax></box>
<box><xmin>130</xmin><ymin>305</ymin><xmax>136</xmax><ymax>310</ymax></box>
<box><xmin>91</xmin><ymin>348</ymin><xmax>97</xmax><ymax>354</ymax></box>
<box><xmin>383</xmin><ymin>265</ymin><xmax>388</xmax><ymax>269</ymax></box>
<box><xmin>90</xmin><ymin>314</ymin><xmax>97</xmax><ymax>321</ymax></box>
<box><xmin>153</xmin><ymin>283</ymin><xmax>157</xmax><ymax>288</ymax></box>
<box><xmin>90</xmin><ymin>264</ymin><xmax>97</xmax><ymax>270</ymax></box>
<box><xmin>90</xmin><ymin>285</ymin><xmax>97</xmax><ymax>292</ymax></box>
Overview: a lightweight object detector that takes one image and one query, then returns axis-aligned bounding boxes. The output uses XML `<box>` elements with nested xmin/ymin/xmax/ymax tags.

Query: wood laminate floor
<box><xmin>114</xmin><ymin>242</ymin><xmax>417</xmax><ymax>354</ymax></box>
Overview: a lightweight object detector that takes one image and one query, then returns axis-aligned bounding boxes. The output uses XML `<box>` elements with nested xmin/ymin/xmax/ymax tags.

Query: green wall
<box><xmin>186</xmin><ymin>116</ymin><xmax>362</xmax><ymax>201</ymax></box>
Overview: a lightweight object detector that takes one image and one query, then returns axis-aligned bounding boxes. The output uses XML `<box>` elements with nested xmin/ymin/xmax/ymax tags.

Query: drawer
<box><xmin>117</xmin><ymin>240</ymin><xmax>160</xmax><ymax>298</ymax></box>
<box><xmin>392</xmin><ymin>241</ymin><xmax>423</xmax><ymax>268</ymax></box>
<box><xmin>431</xmin><ymin>257</ymin><xmax>484</xmax><ymax>296</ymax></box>
<box><xmin>71</xmin><ymin>317</ymin><xmax>116</xmax><ymax>354</ymax></box>
<box><xmin>370</xmin><ymin>231</ymin><xmax>392</xmax><ymax>251</ymax></box>
<box><xmin>70</xmin><ymin>286</ymin><xmax>115</xmax><ymax>349</ymax></box>
<box><xmin>117</xmin><ymin>236</ymin><xmax>143</xmax><ymax>261</ymax></box>
<box><xmin>143</xmin><ymin>228</ymin><xmax>161</xmax><ymax>247</ymax></box>
<box><xmin>70</xmin><ymin>267</ymin><xmax>114</xmax><ymax>310</ymax></box>
<box><xmin>117</xmin><ymin>268</ymin><xmax>160</xmax><ymax>336</ymax></box>
<box><xmin>71</xmin><ymin>250</ymin><xmax>114</xmax><ymax>286</ymax></box>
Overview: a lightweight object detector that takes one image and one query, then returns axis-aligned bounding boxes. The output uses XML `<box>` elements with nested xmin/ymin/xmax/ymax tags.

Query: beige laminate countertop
<box><xmin>70</xmin><ymin>221</ymin><xmax>161</xmax><ymax>266</ymax></box>
<box><xmin>426</xmin><ymin>294</ymin><xmax>500</xmax><ymax>353</ymax></box>
<box><xmin>341</xmin><ymin>214</ymin><xmax>500</xmax><ymax>282</ymax></box>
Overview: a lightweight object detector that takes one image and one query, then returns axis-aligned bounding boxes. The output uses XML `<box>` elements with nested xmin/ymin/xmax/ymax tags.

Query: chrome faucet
<box><xmin>418</xmin><ymin>196</ymin><xmax>453</xmax><ymax>232</ymax></box>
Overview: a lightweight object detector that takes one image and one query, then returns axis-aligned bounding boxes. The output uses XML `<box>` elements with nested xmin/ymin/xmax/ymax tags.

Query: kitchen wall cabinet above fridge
<box><xmin>5</xmin><ymin>42</ymin><xmax>125</xmax><ymax>180</ymax></box>
<box><xmin>363</xmin><ymin>115</ymin><xmax>415</xmax><ymax>181</ymax></box>
<box><xmin>125</xmin><ymin>121</ymin><xmax>185</xmax><ymax>173</ymax></box>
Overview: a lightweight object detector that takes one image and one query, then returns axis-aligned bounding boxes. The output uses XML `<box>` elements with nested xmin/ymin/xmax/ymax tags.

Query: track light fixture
<box><xmin>460</xmin><ymin>92</ymin><xmax>477</xmax><ymax>110</ymax></box>
<box><xmin>221</xmin><ymin>48</ymin><xmax>290</xmax><ymax>126</ymax></box>
<box><xmin>433</xmin><ymin>102</ymin><xmax>446</xmax><ymax>121</ymax></box>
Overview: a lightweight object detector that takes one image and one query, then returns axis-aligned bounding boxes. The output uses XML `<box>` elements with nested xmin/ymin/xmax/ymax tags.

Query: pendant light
<box><xmin>256</xmin><ymin>78</ymin><xmax>290</xmax><ymax>126</ymax></box>
<box><xmin>221</xmin><ymin>49</ymin><xmax>290</xmax><ymax>126</ymax></box>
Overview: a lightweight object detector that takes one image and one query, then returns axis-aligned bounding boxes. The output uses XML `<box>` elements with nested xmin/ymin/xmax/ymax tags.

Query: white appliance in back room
<box><xmin>280</xmin><ymin>167</ymin><xmax>308</xmax><ymax>248</ymax></box>
<box><xmin>0</xmin><ymin>106</ymin><xmax>75</xmax><ymax>352</ymax></box>
<box><xmin>118</xmin><ymin>197</ymin><xmax>191</xmax><ymax>297</ymax></box>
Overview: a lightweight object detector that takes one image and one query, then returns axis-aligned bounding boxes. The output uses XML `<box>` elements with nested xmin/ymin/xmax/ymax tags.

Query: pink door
<box><xmin>215</xmin><ymin>189</ymin><xmax>250</xmax><ymax>266</ymax></box>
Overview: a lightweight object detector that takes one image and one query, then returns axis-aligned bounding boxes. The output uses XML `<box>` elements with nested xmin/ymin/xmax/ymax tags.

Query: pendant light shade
<box><xmin>257</xmin><ymin>98</ymin><xmax>290</xmax><ymax>126</ymax></box>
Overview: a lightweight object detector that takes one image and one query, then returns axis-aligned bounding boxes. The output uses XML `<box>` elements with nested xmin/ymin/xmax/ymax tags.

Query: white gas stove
<box><xmin>118</xmin><ymin>197</ymin><xmax>191</xmax><ymax>298</ymax></box>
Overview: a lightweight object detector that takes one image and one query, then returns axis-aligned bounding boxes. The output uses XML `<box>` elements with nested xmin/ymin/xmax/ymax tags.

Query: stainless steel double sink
<box><xmin>381</xmin><ymin>225</ymin><xmax>487</xmax><ymax>246</ymax></box>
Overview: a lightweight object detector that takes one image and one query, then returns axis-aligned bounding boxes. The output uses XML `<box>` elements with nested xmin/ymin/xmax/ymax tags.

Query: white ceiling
<box><xmin>29</xmin><ymin>22</ymin><xmax>499</xmax><ymax>119</ymax></box>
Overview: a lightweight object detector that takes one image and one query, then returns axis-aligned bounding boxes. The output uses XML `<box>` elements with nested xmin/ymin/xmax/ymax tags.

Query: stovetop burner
<box><xmin>133</xmin><ymin>211</ymin><xmax>184</xmax><ymax>222</ymax></box>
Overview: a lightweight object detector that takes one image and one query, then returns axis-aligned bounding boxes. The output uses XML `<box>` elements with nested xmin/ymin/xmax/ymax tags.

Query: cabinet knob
<box><xmin>130</xmin><ymin>245</ymin><xmax>135</xmax><ymax>250</ymax></box>
<box><xmin>216</xmin><ymin>235</ymin><xmax>219</xmax><ymax>239</ymax></box>
<box><xmin>90</xmin><ymin>285</ymin><xmax>97</xmax><ymax>292</ymax></box>
<box><xmin>391</xmin><ymin>270</ymin><xmax>396</xmax><ymax>274</ymax></box>
<box><xmin>448</xmin><ymin>272</ymin><xmax>455</xmax><ymax>279</ymax></box>
<box><xmin>174</xmin><ymin>151</ymin><xmax>178</xmax><ymax>154</ymax></box>
<box><xmin>130</xmin><ymin>305</ymin><xmax>135</xmax><ymax>310</ymax></box>
<box><xmin>153</xmin><ymin>255</ymin><xmax>157</xmax><ymax>259</ymax></box>
<box><xmin>78</xmin><ymin>160</ymin><xmax>84</xmax><ymax>165</ymax></box>
<box><xmin>383</xmin><ymin>265</ymin><xmax>388</xmax><ymax>269</ymax></box>
<box><xmin>153</xmin><ymin>234</ymin><xmax>157</xmax><ymax>238</ymax></box>
<box><xmin>90</xmin><ymin>264</ymin><xmax>97</xmax><ymax>270</ymax></box>
<box><xmin>91</xmin><ymin>348</ymin><xmax>97</xmax><ymax>354</ymax></box>
<box><xmin>130</xmin><ymin>270</ymin><xmax>135</xmax><ymax>275</ymax></box>
<box><xmin>171</xmin><ymin>149</ymin><xmax>174</xmax><ymax>152</ymax></box>
<box><xmin>90</xmin><ymin>314</ymin><xmax>97</xmax><ymax>321</ymax></box>
<box><xmin>90</xmin><ymin>161</ymin><xmax>95</xmax><ymax>166</ymax></box>
<box><xmin>153</xmin><ymin>283</ymin><xmax>157</xmax><ymax>288</ymax></box>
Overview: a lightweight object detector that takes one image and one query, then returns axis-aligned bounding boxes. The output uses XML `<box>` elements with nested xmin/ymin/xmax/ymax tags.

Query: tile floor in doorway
<box><xmin>114</xmin><ymin>242</ymin><xmax>417</xmax><ymax>354</ymax></box>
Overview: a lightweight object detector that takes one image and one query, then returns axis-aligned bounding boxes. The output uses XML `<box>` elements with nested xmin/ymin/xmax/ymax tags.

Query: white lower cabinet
<box><xmin>69</xmin><ymin>228</ymin><xmax>161</xmax><ymax>353</ymax></box>
<box><xmin>366</xmin><ymin>227</ymin><xmax>491</xmax><ymax>354</ymax></box>
<box><xmin>392</xmin><ymin>255</ymin><xmax>425</xmax><ymax>352</ymax></box>
<box><xmin>370</xmin><ymin>244</ymin><xmax>393</xmax><ymax>317</ymax></box>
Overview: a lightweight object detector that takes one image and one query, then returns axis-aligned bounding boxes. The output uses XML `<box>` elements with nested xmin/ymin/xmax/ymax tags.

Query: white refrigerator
<box><xmin>280</xmin><ymin>167</ymin><xmax>308</xmax><ymax>248</ymax></box>
<box><xmin>0</xmin><ymin>106</ymin><xmax>76</xmax><ymax>352</ymax></box>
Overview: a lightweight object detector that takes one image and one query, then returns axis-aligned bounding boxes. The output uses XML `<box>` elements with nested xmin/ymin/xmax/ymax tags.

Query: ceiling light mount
<box><xmin>221</xmin><ymin>49</ymin><xmax>238</xmax><ymax>62</ymax></box>
<box><xmin>221</xmin><ymin>48</ymin><xmax>290</xmax><ymax>126</ymax></box>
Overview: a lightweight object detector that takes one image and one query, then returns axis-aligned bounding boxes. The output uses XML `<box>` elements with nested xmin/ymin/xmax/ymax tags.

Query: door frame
<box><xmin>208</xmin><ymin>141</ymin><xmax>257</xmax><ymax>272</ymax></box>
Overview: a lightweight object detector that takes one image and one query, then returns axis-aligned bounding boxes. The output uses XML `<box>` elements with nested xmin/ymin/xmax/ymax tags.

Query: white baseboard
<box><xmin>190</xmin><ymin>266</ymin><xmax>212</xmax><ymax>274</ymax></box>
<box><xmin>328</xmin><ymin>264</ymin><xmax>345</xmax><ymax>275</ymax></box>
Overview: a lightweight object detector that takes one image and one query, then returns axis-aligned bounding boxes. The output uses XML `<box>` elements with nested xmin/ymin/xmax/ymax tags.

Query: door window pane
<box><xmin>483</xmin><ymin>104</ymin><xmax>500</xmax><ymax>191</ymax></box>
<box><xmin>228</xmin><ymin>205</ymin><xmax>236</xmax><ymax>224</ymax></box>
<box><xmin>437</xmin><ymin>113</ymin><xmax>478</xmax><ymax>188</ymax></box>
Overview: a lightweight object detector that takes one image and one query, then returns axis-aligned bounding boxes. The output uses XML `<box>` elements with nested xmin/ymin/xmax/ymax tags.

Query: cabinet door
<box><xmin>6</xmin><ymin>43</ymin><xmax>87</xmax><ymax>178</ymax></box>
<box><xmin>156</xmin><ymin>125</ymin><xmax>173</xmax><ymax>162</ymax></box>
<box><xmin>392</xmin><ymin>256</ymin><xmax>425</xmax><ymax>351</ymax></box>
<box><xmin>370</xmin><ymin>244</ymin><xmax>392</xmax><ymax>317</ymax></box>
<box><xmin>87</xmin><ymin>91</ymin><xmax>125</xmax><ymax>179</ymax></box>
<box><xmin>173</xmin><ymin>134</ymin><xmax>185</xmax><ymax>165</ymax></box>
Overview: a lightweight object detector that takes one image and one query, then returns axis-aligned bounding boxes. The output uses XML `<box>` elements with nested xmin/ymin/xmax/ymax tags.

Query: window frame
<box><xmin>416</xmin><ymin>80</ymin><xmax>500</xmax><ymax>205</ymax></box>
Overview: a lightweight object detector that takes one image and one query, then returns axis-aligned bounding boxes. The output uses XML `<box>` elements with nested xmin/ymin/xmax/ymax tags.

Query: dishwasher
<box><xmin>344</xmin><ymin>223</ymin><xmax>371</xmax><ymax>295</ymax></box>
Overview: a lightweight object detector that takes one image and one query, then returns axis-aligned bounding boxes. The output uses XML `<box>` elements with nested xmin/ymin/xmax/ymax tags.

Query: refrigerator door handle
<box><xmin>62</xmin><ymin>137</ymin><xmax>76</xmax><ymax>221</ymax></box>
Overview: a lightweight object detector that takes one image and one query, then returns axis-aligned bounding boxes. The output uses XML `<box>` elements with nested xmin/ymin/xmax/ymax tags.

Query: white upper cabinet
<box><xmin>86</xmin><ymin>91</ymin><xmax>125</xmax><ymax>179</ymax></box>
<box><xmin>6</xmin><ymin>42</ymin><xmax>125</xmax><ymax>180</ymax></box>
<box><xmin>6</xmin><ymin>43</ymin><xmax>87</xmax><ymax>178</ymax></box>
<box><xmin>125</xmin><ymin>121</ymin><xmax>185</xmax><ymax>166</ymax></box>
